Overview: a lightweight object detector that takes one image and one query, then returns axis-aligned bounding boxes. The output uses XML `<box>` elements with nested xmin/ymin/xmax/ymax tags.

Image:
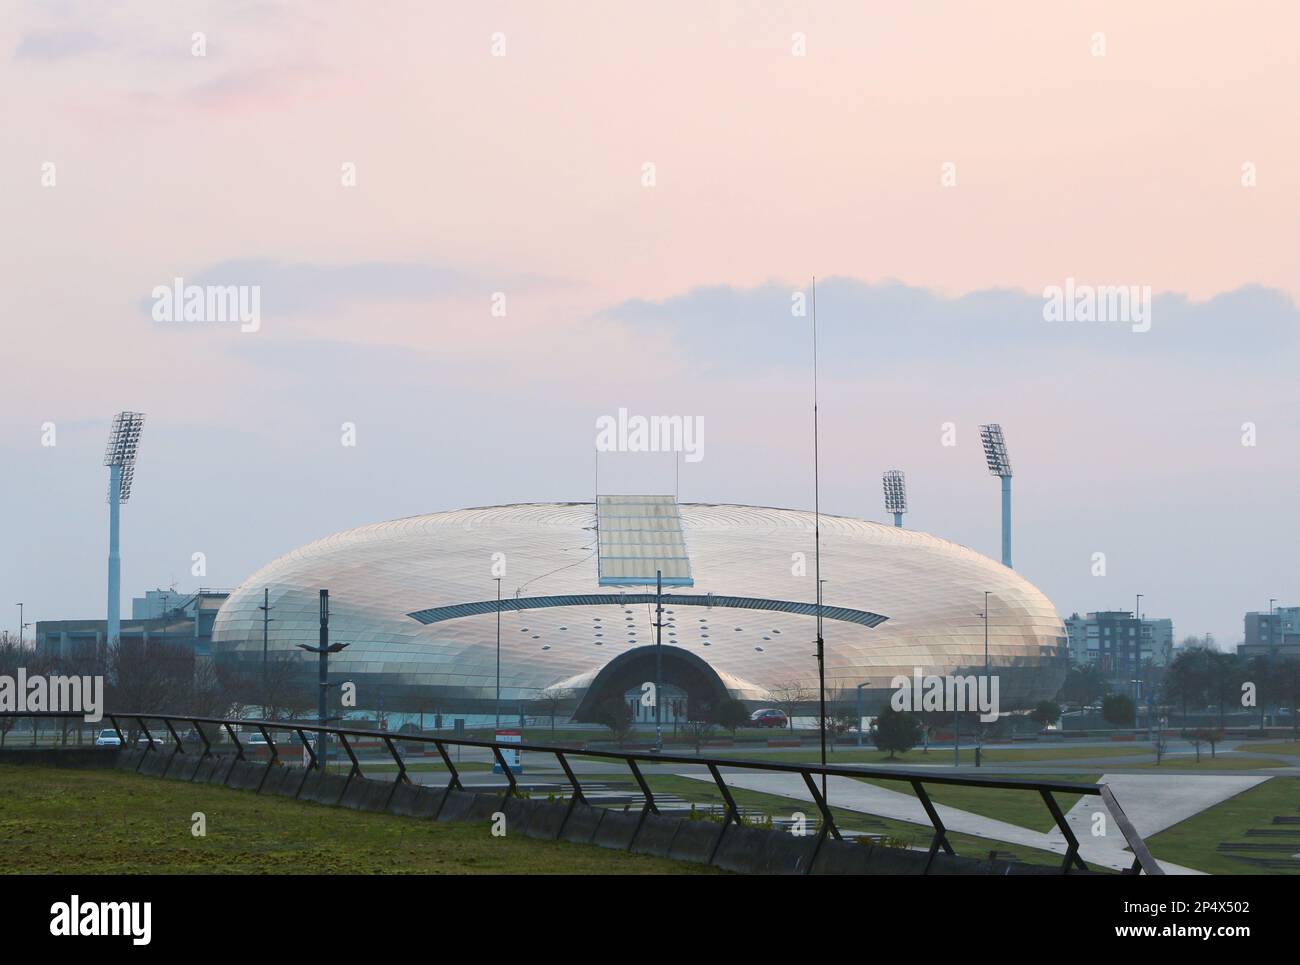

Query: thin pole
<box><xmin>655</xmin><ymin>569</ymin><xmax>663</xmax><ymax>753</ymax></box>
<box><xmin>318</xmin><ymin>589</ymin><xmax>329</xmax><ymax>769</ymax></box>
<box><xmin>259</xmin><ymin>588</ymin><xmax>272</xmax><ymax>712</ymax></box>
<box><xmin>495</xmin><ymin>577</ymin><xmax>502</xmax><ymax>730</ymax></box>
<box><xmin>984</xmin><ymin>591</ymin><xmax>990</xmax><ymax>672</ymax></box>
<box><xmin>812</xmin><ymin>276</ymin><xmax>827</xmax><ymax>801</ymax></box>
<box><xmin>107</xmin><ymin>463</ymin><xmax>122</xmax><ymax>647</ymax></box>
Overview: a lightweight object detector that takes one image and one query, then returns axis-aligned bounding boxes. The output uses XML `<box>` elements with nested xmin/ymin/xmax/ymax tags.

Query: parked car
<box><xmin>94</xmin><ymin>728</ymin><xmax>122</xmax><ymax>747</ymax></box>
<box><xmin>750</xmin><ymin>708</ymin><xmax>789</xmax><ymax>729</ymax></box>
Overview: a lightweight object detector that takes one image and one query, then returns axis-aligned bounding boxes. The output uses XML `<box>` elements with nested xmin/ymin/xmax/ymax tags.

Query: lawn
<box><xmin>1116</xmin><ymin>755</ymin><xmax>1289</xmax><ymax>771</ymax></box>
<box><xmin>0</xmin><ymin>764</ymin><xmax>718</xmax><ymax>875</ymax></box>
<box><xmin>1233</xmin><ymin>740</ymin><xmax>1300</xmax><ymax>757</ymax></box>
<box><xmin>855</xmin><ymin>773</ymin><xmax>1098</xmax><ymax>833</ymax></box>
<box><xmin>635</xmin><ymin>773</ymin><xmax>1082</xmax><ymax>869</ymax></box>
<box><xmin>1146</xmin><ymin>777</ymin><xmax>1300</xmax><ymax>875</ymax></box>
<box><xmin>701</xmin><ymin>745</ymin><xmax>1149</xmax><ymax>765</ymax></box>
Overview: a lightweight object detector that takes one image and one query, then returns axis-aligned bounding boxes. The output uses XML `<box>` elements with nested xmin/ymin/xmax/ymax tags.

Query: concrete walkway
<box><xmin>1054</xmin><ymin>772</ymin><xmax>1269</xmax><ymax>871</ymax></box>
<box><xmin>676</xmin><ymin>771</ymin><xmax>1255</xmax><ymax>874</ymax></box>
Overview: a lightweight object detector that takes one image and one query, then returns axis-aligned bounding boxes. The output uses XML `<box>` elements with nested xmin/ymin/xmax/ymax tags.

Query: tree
<box><xmin>765</xmin><ymin>680</ymin><xmax>811</xmax><ymax>730</ymax></box>
<box><xmin>536</xmin><ymin>687</ymin><xmax>573</xmax><ymax>735</ymax></box>
<box><xmin>1102</xmin><ymin>693</ymin><xmax>1135</xmax><ymax>728</ymax></box>
<box><xmin>1030</xmin><ymin>700</ymin><xmax>1061</xmax><ymax>728</ymax></box>
<box><xmin>714</xmin><ymin>698</ymin><xmax>749</xmax><ymax>736</ymax></box>
<box><xmin>682</xmin><ymin>715</ymin><xmax>715</xmax><ymax>753</ymax></box>
<box><xmin>871</xmin><ymin>705</ymin><xmax>922</xmax><ymax>759</ymax></box>
<box><xmin>593</xmin><ymin>696</ymin><xmax>634</xmax><ymax>747</ymax></box>
<box><xmin>1059</xmin><ymin>664</ymin><xmax>1106</xmax><ymax>708</ymax></box>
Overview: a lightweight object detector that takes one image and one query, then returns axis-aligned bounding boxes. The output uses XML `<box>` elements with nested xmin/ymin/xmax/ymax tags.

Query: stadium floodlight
<box><xmin>104</xmin><ymin>411</ymin><xmax>145</xmax><ymax>646</ymax></box>
<box><xmin>882</xmin><ymin>470</ymin><xmax>907</xmax><ymax>527</ymax></box>
<box><xmin>978</xmin><ymin>424</ymin><xmax>1013</xmax><ymax>568</ymax></box>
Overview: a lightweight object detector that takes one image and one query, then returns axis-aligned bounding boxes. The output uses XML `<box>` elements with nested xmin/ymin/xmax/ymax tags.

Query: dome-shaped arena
<box><xmin>211</xmin><ymin>502</ymin><xmax>1068</xmax><ymax>722</ymax></box>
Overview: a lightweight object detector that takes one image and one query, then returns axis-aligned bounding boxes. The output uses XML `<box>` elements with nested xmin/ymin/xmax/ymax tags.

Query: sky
<box><xmin>2</xmin><ymin>0</ymin><xmax>1297</xmax><ymax>647</ymax></box>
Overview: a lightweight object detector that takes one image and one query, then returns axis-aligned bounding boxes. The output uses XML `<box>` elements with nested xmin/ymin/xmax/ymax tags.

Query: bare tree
<box><xmin>536</xmin><ymin>686</ymin><xmax>574</xmax><ymax>735</ymax></box>
<box><xmin>765</xmin><ymin>680</ymin><xmax>812</xmax><ymax>731</ymax></box>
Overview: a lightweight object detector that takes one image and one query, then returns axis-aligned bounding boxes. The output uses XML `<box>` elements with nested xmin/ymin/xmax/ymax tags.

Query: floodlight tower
<box><xmin>104</xmin><ymin>411</ymin><xmax>145</xmax><ymax>646</ymax></box>
<box><xmin>882</xmin><ymin>470</ymin><xmax>907</xmax><ymax>527</ymax></box>
<box><xmin>979</xmin><ymin>424</ymin><xmax>1013</xmax><ymax>568</ymax></box>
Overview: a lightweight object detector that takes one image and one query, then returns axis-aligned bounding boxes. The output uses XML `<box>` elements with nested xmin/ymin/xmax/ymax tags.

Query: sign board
<box><xmin>492</xmin><ymin>729</ymin><xmax>523</xmax><ymax>774</ymax></box>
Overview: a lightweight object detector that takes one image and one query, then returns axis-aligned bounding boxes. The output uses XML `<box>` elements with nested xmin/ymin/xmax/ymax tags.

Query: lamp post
<box><xmin>296</xmin><ymin>589</ymin><xmax>348</xmax><ymax>771</ymax></box>
<box><xmin>1134</xmin><ymin>593</ymin><xmax>1144</xmax><ymax>691</ymax></box>
<box><xmin>495</xmin><ymin>577</ymin><xmax>502</xmax><ymax>730</ymax></box>
<box><xmin>257</xmin><ymin>588</ymin><xmax>273</xmax><ymax>713</ymax></box>
<box><xmin>855</xmin><ymin>680</ymin><xmax>870</xmax><ymax>747</ymax></box>
<box><xmin>654</xmin><ymin>569</ymin><xmax>664</xmax><ymax>753</ymax></box>
<box><xmin>15</xmin><ymin>603</ymin><xmax>25</xmax><ymax>648</ymax></box>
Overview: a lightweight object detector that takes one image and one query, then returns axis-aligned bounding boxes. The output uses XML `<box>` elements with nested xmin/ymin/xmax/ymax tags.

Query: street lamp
<box><xmin>1135</xmin><ymin>593</ymin><xmax>1144</xmax><ymax>683</ymax></box>
<box><xmin>296</xmin><ymin>589</ymin><xmax>348</xmax><ymax>770</ymax></box>
<box><xmin>495</xmin><ymin>577</ymin><xmax>502</xmax><ymax>730</ymax></box>
<box><xmin>855</xmin><ymin>680</ymin><xmax>870</xmax><ymax>747</ymax></box>
<box><xmin>15</xmin><ymin>603</ymin><xmax>28</xmax><ymax>648</ymax></box>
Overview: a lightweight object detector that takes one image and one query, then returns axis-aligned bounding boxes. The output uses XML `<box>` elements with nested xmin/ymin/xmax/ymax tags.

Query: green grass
<box><xmin>1118</xmin><ymin>755</ymin><xmax>1289</xmax><ymax>771</ymax></box>
<box><xmin>1233</xmin><ymin>740</ymin><xmax>1300</xmax><ymax>757</ymax></box>
<box><xmin>855</xmin><ymin>773</ymin><xmax>1098</xmax><ymax>833</ymax></box>
<box><xmin>1146</xmin><ymin>777</ymin><xmax>1300</xmax><ymax>875</ymax></box>
<box><xmin>0</xmin><ymin>764</ymin><xmax>718</xmax><ymax>875</ymax></box>
<box><xmin>636</xmin><ymin>774</ymin><xmax>1082</xmax><ymax>869</ymax></box>
<box><xmin>700</xmin><ymin>745</ymin><xmax>1149</xmax><ymax>765</ymax></box>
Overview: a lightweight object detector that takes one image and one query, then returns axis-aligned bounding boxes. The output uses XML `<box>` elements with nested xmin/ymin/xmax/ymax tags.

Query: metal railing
<box><xmin>2</xmin><ymin>711</ymin><xmax>1162</xmax><ymax>875</ymax></box>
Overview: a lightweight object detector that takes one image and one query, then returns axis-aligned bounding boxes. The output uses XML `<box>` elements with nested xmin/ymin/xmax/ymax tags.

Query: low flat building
<box><xmin>35</xmin><ymin>588</ymin><xmax>229</xmax><ymax>664</ymax></box>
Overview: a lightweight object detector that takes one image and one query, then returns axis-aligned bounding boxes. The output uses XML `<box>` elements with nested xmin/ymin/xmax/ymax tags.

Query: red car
<box><xmin>750</xmin><ymin>708</ymin><xmax>789</xmax><ymax>729</ymax></box>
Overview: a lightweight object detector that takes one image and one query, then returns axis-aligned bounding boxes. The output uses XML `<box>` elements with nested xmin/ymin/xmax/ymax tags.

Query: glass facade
<box><xmin>211</xmin><ymin>503</ymin><xmax>1069</xmax><ymax>714</ymax></box>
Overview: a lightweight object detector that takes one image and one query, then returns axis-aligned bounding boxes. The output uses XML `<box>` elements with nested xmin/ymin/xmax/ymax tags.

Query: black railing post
<box><xmin>910</xmin><ymin>780</ymin><xmax>955</xmax><ymax>873</ymax></box>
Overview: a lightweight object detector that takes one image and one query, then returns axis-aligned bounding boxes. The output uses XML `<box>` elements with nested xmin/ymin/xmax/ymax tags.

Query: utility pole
<box><xmin>258</xmin><ymin>588</ymin><xmax>273</xmax><ymax>712</ymax></box>
<box><xmin>811</xmin><ymin>276</ymin><xmax>828</xmax><ymax>803</ymax></box>
<box><xmin>495</xmin><ymin>577</ymin><xmax>502</xmax><ymax>730</ymax></box>
<box><xmin>655</xmin><ymin>569</ymin><xmax>664</xmax><ymax>753</ymax></box>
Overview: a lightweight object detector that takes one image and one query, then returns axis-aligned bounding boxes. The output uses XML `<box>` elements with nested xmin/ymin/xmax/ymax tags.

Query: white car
<box><xmin>94</xmin><ymin>729</ymin><xmax>122</xmax><ymax>747</ymax></box>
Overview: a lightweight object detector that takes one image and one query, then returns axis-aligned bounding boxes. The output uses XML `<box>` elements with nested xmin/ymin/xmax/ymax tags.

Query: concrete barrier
<box><xmin>258</xmin><ymin>765</ymin><xmax>293</xmax><ymax>796</ymax></box>
<box><xmin>301</xmin><ymin>772</ymin><xmax>350</xmax><ymax>805</ymax></box>
<box><xmin>224</xmin><ymin>759</ymin><xmax>264</xmax><ymax>791</ymax></box>
<box><xmin>0</xmin><ymin>747</ymin><xmax>119</xmax><ymax>769</ymax></box>
<box><xmin>191</xmin><ymin>756</ymin><xmax>220</xmax><ymax>783</ymax></box>
<box><xmin>115</xmin><ymin>748</ymin><xmax>144</xmax><ymax>771</ymax></box>
<box><xmin>340</xmin><ymin>777</ymin><xmax>393</xmax><ymax>813</ymax></box>
<box><xmin>629</xmin><ymin>812</ymin><xmax>686</xmax><ymax>859</ymax></box>
<box><xmin>206</xmin><ymin>756</ymin><xmax>237</xmax><ymax>785</ymax></box>
<box><xmin>435</xmin><ymin>789</ymin><xmax>478</xmax><ymax>823</ymax></box>
<box><xmin>138</xmin><ymin>751</ymin><xmax>169</xmax><ymax>777</ymax></box>
<box><xmin>591</xmin><ymin>809</ymin><xmax>641</xmax><ymax>850</ymax></box>
<box><xmin>666</xmin><ymin>819</ymin><xmax>723</xmax><ymax>865</ymax></box>
<box><xmin>467</xmin><ymin>793</ymin><xmax>504</xmax><ymax>823</ymax></box>
<box><xmin>521</xmin><ymin>800</ymin><xmax>568</xmax><ymax>840</ymax></box>
<box><xmin>386</xmin><ymin>782</ymin><xmax>439</xmax><ymax>818</ymax></box>
<box><xmin>165</xmin><ymin>755</ymin><xmax>201</xmax><ymax>781</ymax></box>
<box><xmin>558</xmin><ymin>803</ymin><xmax>604</xmax><ymax>845</ymax></box>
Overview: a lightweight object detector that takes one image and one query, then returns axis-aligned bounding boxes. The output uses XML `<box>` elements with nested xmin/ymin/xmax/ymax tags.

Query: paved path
<box><xmin>675</xmin><ymin>771</ymin><xmax>1259</xmax><ymax>874</ymax></box>
<box><xmin>1055</xmin><ymin>772</ymin><xmax>1269</xmax><ymax>871</ymax></box>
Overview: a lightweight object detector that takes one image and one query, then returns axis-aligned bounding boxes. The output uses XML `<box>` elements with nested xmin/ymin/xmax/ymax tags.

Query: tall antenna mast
<box><xmin>812</xmin><ymin>278</ymin><xmax>827</xmax><ymax>800</ymax></box>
